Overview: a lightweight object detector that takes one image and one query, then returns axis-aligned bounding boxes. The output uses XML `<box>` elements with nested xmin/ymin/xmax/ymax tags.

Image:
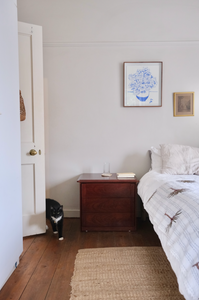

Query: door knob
<box><xmin>29</xmin><ymin>149</ymin><xmax>37</xmax><ymax>156</ymax></box>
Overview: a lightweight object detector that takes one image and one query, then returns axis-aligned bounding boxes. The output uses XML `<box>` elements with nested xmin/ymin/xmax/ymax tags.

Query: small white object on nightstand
<box><xmin>101</xmin><ymin>173</ymin><xmax>112</xmax><ymax>177</ymax></box>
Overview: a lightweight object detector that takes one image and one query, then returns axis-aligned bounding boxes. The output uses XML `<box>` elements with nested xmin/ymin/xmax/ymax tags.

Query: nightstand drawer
<box><xmin>82</xmin><ymin>213</ymin><xmax>134</xmax><ymax>227</ymax></box>
<box><xmin>82</xmin><ymin>183</ymin><xmax>134</xmax><ymax>198</ymax></box>
<box><xmin>82</xmin><ymin>197</ymin><xmax>133</xmax><ymax>213</ymax></box>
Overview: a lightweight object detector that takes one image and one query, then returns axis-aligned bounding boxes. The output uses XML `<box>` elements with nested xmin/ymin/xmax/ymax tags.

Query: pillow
<box><xmin>160</xmin><ymin>144</ymin><xmax>199</xmax><ymax>175</ymax></box>
<box><xmin>150</xmin><ymin>146</ymin><xmax>162</xmax><ymax>172</ymax></box>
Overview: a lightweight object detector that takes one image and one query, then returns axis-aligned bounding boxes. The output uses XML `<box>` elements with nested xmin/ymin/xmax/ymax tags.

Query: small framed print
<box><xmin>173</xmin><ymin>92</ymin><xmax>194</xmax><ymax>117</ymax></box>
<box><xmin>123</xmin><ymin>61</ymin><xmax>163</xmax><ymax>107</ymax></box>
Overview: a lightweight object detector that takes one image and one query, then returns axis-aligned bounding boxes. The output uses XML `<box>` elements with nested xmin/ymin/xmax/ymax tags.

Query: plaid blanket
<box><xmin>145</xmin><ymin>179</ymin><xmax>199</xmax><ymax>300</ymax></box>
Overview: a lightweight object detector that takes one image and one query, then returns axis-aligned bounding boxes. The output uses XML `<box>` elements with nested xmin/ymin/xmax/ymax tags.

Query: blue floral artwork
<box><xmin>124</xmin><ymin>62</ymin><xmax>162</xmax><ymax>107</ymax></box>
<box><xmin>128</xmin><ymin>67</ymin><xmax>157</xmax><ymax>102</ymax></box>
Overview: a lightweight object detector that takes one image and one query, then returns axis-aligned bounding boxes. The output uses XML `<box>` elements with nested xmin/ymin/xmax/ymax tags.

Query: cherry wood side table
<box><xmin>77</xmin><ymin>173</ymin><xmax>138</xmax><ymax>232</ymax></box>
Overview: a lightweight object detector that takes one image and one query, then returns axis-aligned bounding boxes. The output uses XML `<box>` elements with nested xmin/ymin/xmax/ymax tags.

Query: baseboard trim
<box><xmin>63</xmin><ymin>209</ymin><xmax>80</xmax><ymax>218</ymax></box>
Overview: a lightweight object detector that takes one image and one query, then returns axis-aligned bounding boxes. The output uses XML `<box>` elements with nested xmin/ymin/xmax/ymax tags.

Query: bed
<box><xmin>138</xmin><ymin>144</ymin><xmax>199</xmax><ymax>300</ymax></box>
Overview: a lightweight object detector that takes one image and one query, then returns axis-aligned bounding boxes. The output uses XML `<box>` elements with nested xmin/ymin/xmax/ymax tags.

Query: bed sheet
<box><xmin>138</xmin><ymin>170</ymin><xmax>199</xmax><ymax>300</ymax></box>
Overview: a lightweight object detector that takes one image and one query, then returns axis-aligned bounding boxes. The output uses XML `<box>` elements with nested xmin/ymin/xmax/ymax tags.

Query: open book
<box><xmin>117</xmin><ymin>172</ymin><xmax>136</xmax><ymax>178</ymax></box>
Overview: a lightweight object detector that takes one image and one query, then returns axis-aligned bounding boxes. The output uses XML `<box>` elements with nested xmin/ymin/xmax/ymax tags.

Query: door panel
<box><xmin>18</xmin><ymin>22</ymin><xmax>46</xmax><ymax>237</ymax></box>
<box><xmin>19</xmin><ymin>32</ymin><xmax>33</xmax><ymax>143</ymax></box>
<box><xmin>21</xmin><ymin>164</ymin><xmax>35</xmax><ymax>215</ymax></box>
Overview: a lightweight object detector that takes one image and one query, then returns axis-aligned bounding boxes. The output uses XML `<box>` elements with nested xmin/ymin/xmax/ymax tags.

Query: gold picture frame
<box><xmin>173</xmin><ymin>92</ymin><xmax>194</xmax><ymax>117</ymax></box>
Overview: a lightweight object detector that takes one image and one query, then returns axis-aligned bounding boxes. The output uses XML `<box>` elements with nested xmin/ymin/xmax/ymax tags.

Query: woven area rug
<box><xmin>70</xmin><ymin>247</ymin><xmax>185</xmax><ymax>300</ymax></box>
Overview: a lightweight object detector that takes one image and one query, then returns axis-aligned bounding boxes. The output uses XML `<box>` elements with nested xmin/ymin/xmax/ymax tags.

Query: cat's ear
<box><xmin>60</xmin><ymin>205</ymin><xmax>63</xmax><ymax>209</ymax></box>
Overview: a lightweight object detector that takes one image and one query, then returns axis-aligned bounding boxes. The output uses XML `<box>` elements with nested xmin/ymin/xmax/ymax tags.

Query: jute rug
<box><xmin>70</xmin><ymin>247</ymin><xmax>185</xmax><ymax>300</ymax></box>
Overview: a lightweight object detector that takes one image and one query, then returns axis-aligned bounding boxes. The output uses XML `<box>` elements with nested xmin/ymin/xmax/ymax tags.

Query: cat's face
<box><xmin>50</xmin><ymin>205</ymin><xmax>63</xmax><ymax>223</ymax></box>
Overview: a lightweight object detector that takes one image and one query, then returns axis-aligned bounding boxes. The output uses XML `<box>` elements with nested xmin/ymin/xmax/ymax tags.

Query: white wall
<box><xmin>0</xmin><ymin>0</ymin><xmax>23</xmax><ymax>289</ymax></box>
<box><xmin>18</xmin><ymin>0</ymin><xmax>199</xmax><ymax>217</ymax></box>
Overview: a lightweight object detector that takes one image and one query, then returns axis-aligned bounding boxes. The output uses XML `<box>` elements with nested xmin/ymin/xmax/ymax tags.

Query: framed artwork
<box><xmin>123</xmin><ymin>61</ymin><xmax>163</xmax><ymax>107</ymax></box>
<box><xmin>173</xmin><ymin>92</ymin><xmax>194</xmax><ymax>117</ymax></box>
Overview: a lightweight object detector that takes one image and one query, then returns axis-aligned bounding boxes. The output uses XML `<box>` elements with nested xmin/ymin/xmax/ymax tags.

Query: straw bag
<box><xmin>20</xmin><ymin>90</ymin><xmax>26</xmax><ymax>121</ymax></box>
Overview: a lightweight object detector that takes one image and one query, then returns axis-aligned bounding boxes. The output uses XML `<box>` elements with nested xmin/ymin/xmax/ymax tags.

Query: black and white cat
<box><xmin>46</xmin><ymin>198</ymin><xmax>64</xmax><ymax>240</ymax></box>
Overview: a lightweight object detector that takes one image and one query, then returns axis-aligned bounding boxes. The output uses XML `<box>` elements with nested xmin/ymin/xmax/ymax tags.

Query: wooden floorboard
<box><xmin>45</xmin><ymin>219</ymin><xmax>82</xmax><ymax>300</ymax></box>
<box><xmin>0</xmin><ymin>217</ymin><xmax>160</xmax><ymax>300</ymax></box>
<box><xmin>0</xmin><ymin>233</ymin><xmax>51</xmax><ymax>300</ymax></box>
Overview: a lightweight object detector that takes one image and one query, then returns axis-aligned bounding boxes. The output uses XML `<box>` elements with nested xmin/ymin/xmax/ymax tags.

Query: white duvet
<box><xmin>138</xmin><ymin>170</ymin><xmax>199</xmax><ymax>300</ymax></box>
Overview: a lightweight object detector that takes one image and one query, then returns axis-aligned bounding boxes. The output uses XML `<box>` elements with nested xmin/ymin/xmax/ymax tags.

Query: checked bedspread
<box><xmin>141</xmin><ymin>177</ymin><xmax>199</xmax><ymax>299</ymax></box>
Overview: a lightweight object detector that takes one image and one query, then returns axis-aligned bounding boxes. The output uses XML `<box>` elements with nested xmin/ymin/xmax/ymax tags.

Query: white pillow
<box><xmin>150</xmin><ymin>146</ymin><xmax>162</xmax><ymax>172</ymax></box>
<box><xmin>160</xmin><ymin>144</ymin><xmax>199</xmax><ymax>175</ymax></box>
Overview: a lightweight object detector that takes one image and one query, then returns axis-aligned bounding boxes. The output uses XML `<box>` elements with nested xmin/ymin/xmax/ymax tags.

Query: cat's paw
<box><xmin>53</xmin><ymin>231</ymin><xmax>58</xmax><ymax>234</ymax></box>
<box><xmin>59</xmin><ymin>237</ymin><xmax>64</xmax><ymax>240</ymax></box>
<box><xmin>46</xmin><ymin>225</ymin><xmax>49</xmax><ymax>230</ymax></box>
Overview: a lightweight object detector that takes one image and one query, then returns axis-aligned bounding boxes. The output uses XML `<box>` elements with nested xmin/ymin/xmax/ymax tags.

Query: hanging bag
<box><xmin>20</xmin><ymin>90</ymin><xmax>26</xmax><ymax>121</ymax></box>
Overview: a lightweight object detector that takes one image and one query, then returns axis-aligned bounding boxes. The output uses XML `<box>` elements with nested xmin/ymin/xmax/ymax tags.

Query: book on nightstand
<box><xmin>117</xmin><ymin>172</ymin><xmax>136</xmax><ymax>178</ymax></box>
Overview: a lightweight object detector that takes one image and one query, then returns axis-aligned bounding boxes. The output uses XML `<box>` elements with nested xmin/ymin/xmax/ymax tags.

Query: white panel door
<box><xmin>18</xmin><ymin>22</ymin><xmax>46</xmax><ymax>237</ymax></box>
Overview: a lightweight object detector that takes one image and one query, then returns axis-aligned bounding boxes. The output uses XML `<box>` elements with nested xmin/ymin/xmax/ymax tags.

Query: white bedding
<box><xmin>138</xmin><ymin>170</ymin><xmax>199</xmax><ymax>300</ymax></box>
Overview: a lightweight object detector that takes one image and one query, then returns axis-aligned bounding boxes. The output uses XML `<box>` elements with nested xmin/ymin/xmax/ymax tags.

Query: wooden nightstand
<box><xmin>77</xmin><ymin>173</ymin><xmax>138</xmax><ymax>232</ymax></box>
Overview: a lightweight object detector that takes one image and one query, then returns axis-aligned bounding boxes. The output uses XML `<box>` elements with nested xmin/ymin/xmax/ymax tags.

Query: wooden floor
<box><xmin>0</xmin><ymin>218</ymin><xmax>161</xmax><ymax>300</ymax></box>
